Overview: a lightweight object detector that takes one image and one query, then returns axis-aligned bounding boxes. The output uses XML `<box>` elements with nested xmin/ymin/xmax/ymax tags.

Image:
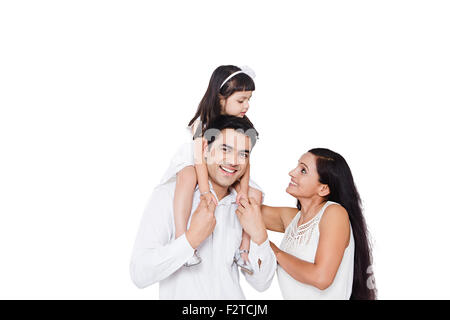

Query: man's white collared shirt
<box><xmin>130</xmin><ymin>181</ymin><xmax>277</xmax><ymax>299</ymax></box>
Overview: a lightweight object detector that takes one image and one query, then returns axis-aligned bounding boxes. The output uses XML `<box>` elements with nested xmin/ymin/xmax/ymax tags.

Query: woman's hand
<box><xmin>269</xmin><ymin>241</ymin><xmax>281</xmax><ymax>257</ymax></box>
<box><xmin>235</xmin><ymin>197</ymin><xmax>268</xmax><ymax>245</ymax></box>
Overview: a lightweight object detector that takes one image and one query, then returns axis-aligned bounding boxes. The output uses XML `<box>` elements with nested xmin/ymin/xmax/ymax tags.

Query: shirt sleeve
<box><xmin>129</xmin><ymin>187</ymin><xmax>195</xmax><ymax>289</ymax></box>
<box><xmin>243</xmin><ymin>238</ymin><xmax>277</xmax><ymax>292</ymax></box>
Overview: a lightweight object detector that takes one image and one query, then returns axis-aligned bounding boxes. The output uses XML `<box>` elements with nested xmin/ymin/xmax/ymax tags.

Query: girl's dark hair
<box><xmin>297</xmin><ymin>148</ymin><xmax>377</xmax><ymax>300</ymax></box>
<box><xmin>188</xmin><ymin>65</ymin><xmax>255</xmax><ymax>137</ymax></box>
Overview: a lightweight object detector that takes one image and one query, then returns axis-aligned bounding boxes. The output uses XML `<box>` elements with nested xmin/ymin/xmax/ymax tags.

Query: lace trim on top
<box><xmin>283</xmin><ymin>213</ymin><xmax>321</xmax><ymax>250</ymax></box>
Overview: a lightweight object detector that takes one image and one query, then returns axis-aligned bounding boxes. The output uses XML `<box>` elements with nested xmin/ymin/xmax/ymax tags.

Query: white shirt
<box><xmin>277</xmin><ymin>201</ymin><xmax>355</xmax><ymax>299</ymax></box>
<box><xmin>130</xmin><ymin>180</ymin><xmax>277</xmax><ymax>299</ymax></box>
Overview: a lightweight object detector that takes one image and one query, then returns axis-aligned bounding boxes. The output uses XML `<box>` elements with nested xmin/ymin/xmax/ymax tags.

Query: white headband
<box><xmin>219</xmin><ymin>65</ymin><xmax>256</xmax><ymax>89</ymax></box>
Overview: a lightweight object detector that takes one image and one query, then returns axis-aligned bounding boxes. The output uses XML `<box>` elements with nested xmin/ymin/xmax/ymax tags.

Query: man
<box><xmin>130</xmin><ymin>115</ymin><xmax>276</xmax><ymax>299</ymax></box>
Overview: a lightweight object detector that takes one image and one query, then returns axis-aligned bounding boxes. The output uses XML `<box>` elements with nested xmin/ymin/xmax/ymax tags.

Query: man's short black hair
<box><xmin>203</xmin><ymin>115</ymin><xmax>259</xmax><ymax>148</ymax></box>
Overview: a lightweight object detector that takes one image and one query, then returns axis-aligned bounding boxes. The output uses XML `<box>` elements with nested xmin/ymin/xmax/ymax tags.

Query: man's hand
<box><xmin>235</xmin><ymin>197</ymin><xmax>268</xmax><ymax>245</ymax></box>
<box><xmin>185</xmin><ymin>197</ymin><xmax>216</xmax><ymax>249</ymax></box>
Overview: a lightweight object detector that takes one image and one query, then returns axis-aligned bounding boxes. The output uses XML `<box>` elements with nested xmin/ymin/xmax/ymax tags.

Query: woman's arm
<box><xmin>261</xmin><ymin>205</ymin><xmax>298</xmax><ymax>233</ymax></box>
<box><xmin>270</xmin><ymin>204</ymin><xmax>350</xmax><ymax>290</ymax></box>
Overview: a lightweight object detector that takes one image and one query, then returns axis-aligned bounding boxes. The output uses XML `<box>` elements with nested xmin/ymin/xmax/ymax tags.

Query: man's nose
<box><xmin>224</xmin><ymin>150</ymin><xmax>239</xmax><ymax>166</ymax></box>
<box><xmin>230</xmin><ymin>151</ymin><xmax>239</xmax><ymax>165</ymax></box>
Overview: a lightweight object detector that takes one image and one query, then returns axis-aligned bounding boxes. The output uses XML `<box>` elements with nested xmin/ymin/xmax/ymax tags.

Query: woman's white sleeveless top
<box><xmin>277</xmin><ymin>201</ymin><xmax>355</xmax><ymax>299</ymax></box>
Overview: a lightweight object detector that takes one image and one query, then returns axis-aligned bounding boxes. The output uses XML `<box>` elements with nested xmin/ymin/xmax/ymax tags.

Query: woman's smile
<box><xmin>289</xmin><ymin>179</ymin><xmax>298</xmax><ymax>187</ymax></box>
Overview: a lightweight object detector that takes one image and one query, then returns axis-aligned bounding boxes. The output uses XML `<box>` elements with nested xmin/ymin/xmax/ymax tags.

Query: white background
<box><xmin>1</xmin><ymin>1</ymin><xmax>449</xmax><ymax>299</ymax></box>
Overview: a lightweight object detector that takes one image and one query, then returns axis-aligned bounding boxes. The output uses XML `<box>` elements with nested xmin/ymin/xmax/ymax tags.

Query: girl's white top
<box><xmin>277</xmin><ymin>201</ymin><xmax>355</xmax><ymax>300</ymax></box>
<box><xmin>158</xmin><ymin>118</ymin><xmax>264</xmax><ymax>196</ymax></box>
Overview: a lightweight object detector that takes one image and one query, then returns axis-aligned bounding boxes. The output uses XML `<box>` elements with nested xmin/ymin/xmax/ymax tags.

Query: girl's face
<box><xmin>220</xmin><ymin>91</ymin><xmax>253</xmax><ymax>118</ymax></box>
<box><xmin>286</xmin><ymin>152</ymin><xmax>329</xmax><ymax>199</ymax></box>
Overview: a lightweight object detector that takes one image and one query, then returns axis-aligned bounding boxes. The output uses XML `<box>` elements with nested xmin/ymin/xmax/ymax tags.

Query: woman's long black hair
<box><xmin>297</xmin><ymin>148</ymin><xmax>377</xmax><ymax>300</ymax></box>
<box><xmin>188</xmin><ymin>65</ymin><xmax>255</xmax><ymax>137</ymax></box>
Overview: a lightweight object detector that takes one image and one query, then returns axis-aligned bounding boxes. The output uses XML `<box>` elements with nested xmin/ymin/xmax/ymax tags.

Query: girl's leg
<box><xmin>240</xmin><ymin>230</ymin><xmax>251</xmax><ymax>262</ymax></box>
<box><xmin>247</xmin><ymin>186</ymin><xmax>263</xmax><ymax>206</ymax></box>
<box><xmin>239</xmin><ymin>187</ymin><xmax>262</xmax><ymax>262</ymax></box>
<box><xmin>174</xmin><ymin>166</ymin><xmax>197</xmax><ymax>239</ymax></box>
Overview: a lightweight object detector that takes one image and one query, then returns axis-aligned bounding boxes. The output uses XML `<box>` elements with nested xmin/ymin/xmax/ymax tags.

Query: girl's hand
<box><xmin>236</xmin><ymin>192</ymin><xmax>248</xmax><ymax>206</ymax></box>
<box><xmin>200</xmin><ymin>191</ymin><xmax>218</xmax><ymax>206</ymax></box>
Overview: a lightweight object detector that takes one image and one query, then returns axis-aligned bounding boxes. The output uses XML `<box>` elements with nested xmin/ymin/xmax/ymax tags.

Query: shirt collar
<box><xmin>195</xmin><ymin>180</ymin><xmax>237</xmax><ymax>205</ymax></box>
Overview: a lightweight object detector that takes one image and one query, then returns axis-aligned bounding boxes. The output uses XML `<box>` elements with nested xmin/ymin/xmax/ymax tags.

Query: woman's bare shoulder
<box><xmin>319</xmin><ymin>203</ymin><xmax>350</xmax><ymax>240</ymax></box>
<box><xmin>321</xmin><ymin>203</ymin><xmax>349</xmax><ymax>223</ymax></box>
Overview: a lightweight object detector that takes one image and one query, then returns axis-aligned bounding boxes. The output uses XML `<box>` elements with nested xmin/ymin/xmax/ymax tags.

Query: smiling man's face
<box><xmin>204</xmin><ymin>128</ymin><xmax>251</xmax><ymax>190</ymax></box>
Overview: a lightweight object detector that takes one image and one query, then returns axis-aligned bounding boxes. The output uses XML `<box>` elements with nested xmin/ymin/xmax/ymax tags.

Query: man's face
<box><xmin>204</xmin><ymin>129</ymin><xmax>251</xmax><ymax>189</ymax></box>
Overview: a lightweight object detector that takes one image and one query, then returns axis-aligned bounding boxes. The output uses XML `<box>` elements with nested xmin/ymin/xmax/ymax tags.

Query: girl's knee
<box><xmin>248</xmin><ymin>187</ymin><xmax>262</xmax><ymax>204</ymax></box>
<box><xmin>176</xmin><ymin>166</ymin><xmax>197</xmax><ymax>185</ymax></box>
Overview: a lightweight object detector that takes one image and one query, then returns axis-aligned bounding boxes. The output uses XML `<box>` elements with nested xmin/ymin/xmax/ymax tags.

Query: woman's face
<box><xmin>220</xmin><ymin>91</ymin><xmax>253</xmax><ymax>118</ymax></box>
<box><xmin>286</xmin><ymin>152</ymin><xmax>326</xmax><ymax>199</ymax></box>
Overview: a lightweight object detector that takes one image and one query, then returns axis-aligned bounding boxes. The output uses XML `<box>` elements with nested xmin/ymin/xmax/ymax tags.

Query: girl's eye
<box><xmin>301</xmin><ymin>168</ymin><xmax>307</xmax><ymax>174</ymax></box>
<box><xmin>238</xmin><ymin>101</ymin><xmax>244</xmax><ymax>104</ymax></box>
<box><xmin>221</xmin><ymin>146</ymin><xmax>230</xmax><ymax>152</ymax></box>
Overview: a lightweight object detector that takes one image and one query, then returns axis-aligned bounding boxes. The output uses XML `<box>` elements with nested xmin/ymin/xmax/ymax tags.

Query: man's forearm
<box><xmin>130</xmin><ymin>234</ymin><xmax>194</xmax><ymax>289</ymax></box>
<box><xmin>250</xmin><ymin>228</ymin><xmax>268</xmax><ymax>245</ymax></box>
<box><xmin>244</xmin><ymin>238</ymin><xmax>277</xmax><ymax>291</ymax></box>
<box><xmin>185</xmin><ymin>227</ymin><xmax>203</xmax><ymax>249</ymax></box>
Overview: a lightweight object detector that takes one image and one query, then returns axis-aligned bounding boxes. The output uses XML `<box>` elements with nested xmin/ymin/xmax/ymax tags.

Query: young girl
<box><xmin>160</xmin><ymin>65</ymin><xmax>263</xmax><ymax>274</ymax></box>
<box><xmin>238</xmin><ymin>148</ymin><xmax>376</xmax><ymax>299</ymax></box>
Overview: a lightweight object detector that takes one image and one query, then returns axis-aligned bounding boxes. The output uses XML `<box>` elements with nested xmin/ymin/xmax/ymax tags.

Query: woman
<box><xmin>236</xmin><ymin>148</ymin><xmax>376</xmax><ymax>299</ymax></box>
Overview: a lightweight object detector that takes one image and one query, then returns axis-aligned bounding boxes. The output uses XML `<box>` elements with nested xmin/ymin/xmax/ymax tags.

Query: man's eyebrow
<box><xmin>222</xmin><ymin>143</ymin><xmax>233</xmax><ymax>150</ymax></box>
<box><xmin>222</xmin><ymin>143</ymin><xmax>250</xmax><ymax>154</ymax></box>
